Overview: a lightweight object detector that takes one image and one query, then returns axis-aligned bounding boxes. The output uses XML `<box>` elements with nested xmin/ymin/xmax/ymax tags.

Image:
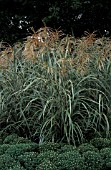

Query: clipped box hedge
<box><xmin>1</xmin><ymin>135</ymin><xmax>111</xmax><ymax>170</ymax></box>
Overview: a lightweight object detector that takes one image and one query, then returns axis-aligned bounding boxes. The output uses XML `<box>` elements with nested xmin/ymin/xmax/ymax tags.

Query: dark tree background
<box><xmin>0</xmin><ymin>0</ymin><xmax>111</xmax><ymax>44</ymax></box>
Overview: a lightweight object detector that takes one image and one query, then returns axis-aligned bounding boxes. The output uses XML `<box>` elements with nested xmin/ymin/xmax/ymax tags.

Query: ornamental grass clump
<box><xmin>0</xmin><ymin>27</ymin><xmax>111</xmax><ymax>145</ymax></box>
<box><xmin>22</xmin><ymin>26</ymin><xmax>64</xmax><ymax>61</ymax></box>
<box><xmin>0</xmin><ymin>41</ymin><xmax>23</xmax><ymax>69</ymax></box>
<box><xmin>1</xmin><ymin>51</ymin><xmax>110</xmax><ymax>145</ymax></box>
<box><xmin>0</xmin><ymin>42</ymin><xmax>14</xmax><ymax>69</ymax></box>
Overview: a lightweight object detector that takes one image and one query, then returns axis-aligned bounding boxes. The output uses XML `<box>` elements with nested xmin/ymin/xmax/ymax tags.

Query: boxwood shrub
<box><xmin>1</xmin><ymin>138</ymin><xmax>111</xmax><ymax>170</ymax></box>
<box><xmin>0</xmin><ymin>144</ymin><xmax>11</xmax><ymax>155</ymax></box>
<box><xmin>3</xmin><ymin>134</ymin><xmax>32</xmax><ymax>144</ymax></box>
<box><xmin>100</xmin><ymin>147</ymin><xmax>111</xmax><ymax>170</ymax></box>
<box><xmin>78</xmin><ymin>143</ymin><xmax>98</xmax><ymax>154</ymax></box>
<box><xmin>8</xmin><ymin>164</ymin><xmax>25</xmax><ymax>170</ymax></box>
<box><xmin>90</xmin><ymin>138</ymin><xmax>111</xmax><ymax>150</ymax></box>
<box><xmin>83</xmin><ymin>151</ymin><xmax>103</xmax><ymax>170</ymax></box>
<box><xmin>5</xmin><ymin>143</ymin><xmax>38</xmax><ymax>159</ymax></box>
<box><xmin>55</xmin><ymin>150</ymin><xmax>85</xmax><ymax>170</ymax></box>
<box><xmin>3</xmin><ymin>134</ymin><xmax>19</xmax><ymax>144</ymax></box>
<box><xmin>0</xmin><ymin>154</ymin><xmax>20</xmax><ymax>170</ymax></box>
<box><xmin>18</xmin><ymin>152</ymin><xmax>38</xmax><ymax>170</ymax></box>
<box><xmin>60</xmin><ymin>144</ymin><xmax>76</xmax><ymax>153</ymax></box>
<box><xmin>37</xmin><ymin>159</ymin><xmax>58</xmax><ymax>170</ymax></box>
<box><xmin>39</xmin><ymin>142</ymin><xmax>60</xmax><ymax>152</ymax></box>
<box><xmin>37</xmin><ymin>150</ymin><xmax>59</xmax><ymax>164</ymax></box>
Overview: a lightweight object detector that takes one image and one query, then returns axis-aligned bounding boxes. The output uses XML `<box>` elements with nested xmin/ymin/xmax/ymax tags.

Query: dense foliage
<box><xmin>0</xmin><ymin>0</ymin><xmax>111</xmax><ymax>43</ymax></box>
<box><xmin>0</xmin><ymin>134</ymin><xmax>111</xmax><ymax>169</ymax></box>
